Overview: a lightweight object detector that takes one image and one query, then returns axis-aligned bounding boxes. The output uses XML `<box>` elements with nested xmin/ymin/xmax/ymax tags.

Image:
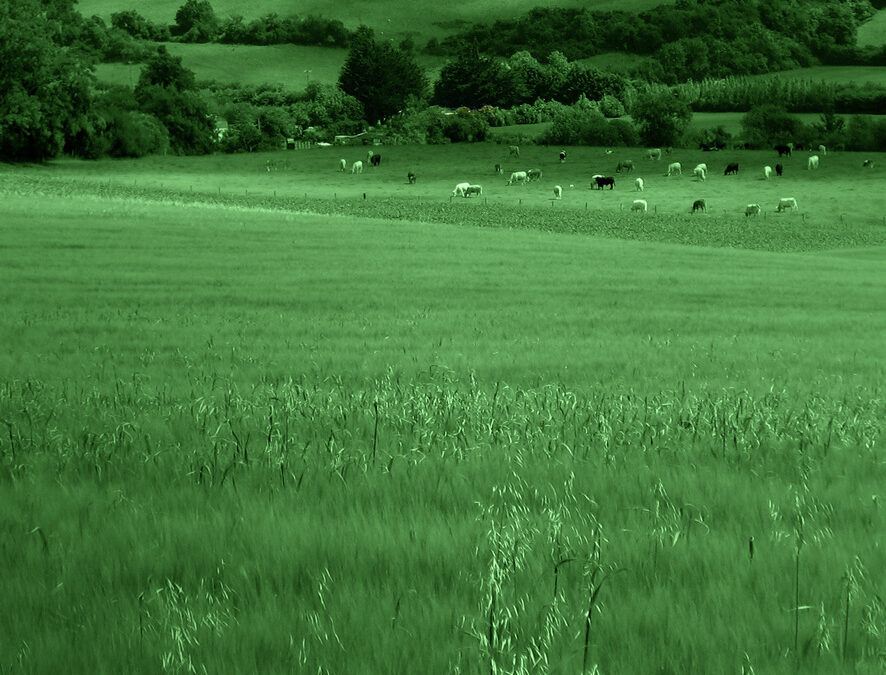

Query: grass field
<box><xmin>93</xmin><ymin>43</ymin><xmax>447</xmax><ymax>91</ymax></box>
<box><xmin>857</xmin><ymin>8</ymin><xmax>886</xmax><ymax>48</ymax></box>
<box><xmin>2</xmin><ymin>144</ymin><xmax>885</xmax><ymax>673</ymax></box>
<box><xmin>750</xmin><ymin>65</ymin><xmax>886</xmax><ymax>86</ymax></box>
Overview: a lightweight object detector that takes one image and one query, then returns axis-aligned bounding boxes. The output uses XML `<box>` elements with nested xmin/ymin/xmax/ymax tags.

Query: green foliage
<box><xmin>438</xmin><ymin>0</ymin><xmax>873</xmax><ymax>83</ymax></box>
<box><xmin>111</xmin><ymin>10</ymin><xmax>171</xmax><ymax>41</ymax></box>
<box><xmin>689</xmin><ymin>125</ymin><xmax>733</xmax><ymax>150</ymax></box>
<box><xmin>599</xmin><ymin>94</ymin><xmax>626</xmax><ymax>118</ymax></box>
<box><xmin>137</xmin><ymin>46</ymin><xmax>197</xmax><ymax>92</ymax></box>
<box><xmin>433</xmin><ymin>46</ymin><xmax>523</xmax><ymax>109</ymax></box>
<box><xmin>0</xmin><ymin>0</ymin><xmax>96</xmax><ymax>161</ymax></box>
<box><xmin>338</xmin><ymin>26</ymin><xmax>427</xmax><ymax>125</ymax></box>
<box><xmin>630</xmin><ymin>90</ymin><xmax>692</xmax><ymax>147</ymax></box>
<box><xmin>217</xmin><ymin>13</ymin><xmax>350</xmax><ymax>47</ymax></box>
<box><xmin>134</xmin><ymin>48</ymin><xmax>213</xmax><ymax>155</ymax></box>
<box><xmin>173</xmin><ymin>0</ymin><xmax>219</xmax><ymax>42</ymax></box>
<box><xmin>740</xmin><ymin>104</ymin><xmax>803</xmax><ymax>147</ymax></box>
<box><xmin>543</xmin><ymin>101</ymin><xmax>638</xmax><ymax>147</ymax></box>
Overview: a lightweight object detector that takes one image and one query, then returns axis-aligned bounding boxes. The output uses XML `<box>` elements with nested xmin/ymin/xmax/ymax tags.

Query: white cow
<box><xmin>695</xmin><ymin>163</ymin><xmax>707</xmax><ymax>173</ymax></box>
<box><xmin>367</xmin><ymin>150</ymin><xmax>374</xmax><ymax>163</ymax></box>
<box><xmin>693</xmin><ymin>166</ymin><xmax>706</xmax><ymax>181</ymax></box>
<box><xmin>777</xmin><ymin>197</ymin><xmax>798</xmax><ymax>212</ymax></box>
<box><xmin>553</xmin><ymin>185</ymin><xmax>562</xmax><ymax>199</ymax></box>
<box><xmin>590</xmin><ymin>174</ymin><xmax>603</xmax><ymax>189</ymax></box>
<box><xmin>667</xmin><ymin>162</ymin><xmax>681</xmax><ymax>176</ymax></box>
<box><xmin>509</xmin><ymin>145</ymin><xmax>520</xmax><ymax>158</ymax></box>
<box><xmin>763</xmin><ymin>165</ymin><xmax>772</xmax><ymax>179</ymax></box>
<box><xmin>818</xmin><ymin>144</ymin><xmax>827</xmax><ymax>156</ymax></box>
<box><xmin>808</xmin><ymin>155</ymin><xmax>820</xmax><ymax>170</ymax></box>
<box><xmin>339</xmin><ymin>158</ymin><xmax>346</xmax><ymax>172</ymax></box>
<box><xmin>631</xmin><ymin>199</ymin><xmax>648</xmax><ymax>212</ymax></box>
<box><xmin>351</xmin><ymin>160</ymin><xmax>363</xmax><ymax>174</ymax></box>
<box><xmin>647</xmin><ymin>148</ymin><xmax>662</xmax><ymax>160</ymax></box>
<box><xmin>452</xmin><ymin>182</ymin><xmax>470</xmax><ymax>197</ymax></box>
<box><xmin>745</xmin><ymin>203</ymin><xmax>761</xmax><ymax>217</ymax></box>
<box><xmin>508</xmin><ymin>171</ymin><xmax>528</xmax><ymax>185</ymax></box>
<box><xmin>465</xmin><ymin>184</ymin><xmax>483</xmax><ymax>197</ymax></box>
<box><xmin>635</xmin><ymin>177</ymin><xmax>644</xmax><ymax>191</ymax></box>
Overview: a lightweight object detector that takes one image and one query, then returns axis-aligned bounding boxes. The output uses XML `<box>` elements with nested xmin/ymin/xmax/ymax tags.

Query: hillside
<box><xmin>857</xmin><ymin>8</ymin><xmax>886</xmax><ymax>47</ymax></box>
<box><xmin>77</xmin><ymin>0</ymin><xmax>668</xmax><ymax>43</ymax></box>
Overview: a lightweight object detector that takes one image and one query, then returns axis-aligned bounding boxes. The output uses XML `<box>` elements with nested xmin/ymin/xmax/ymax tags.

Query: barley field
<box><xmin>1</xmin><ymin>145</ymin><xmax>884</xmax><ymax>673</ymax></box>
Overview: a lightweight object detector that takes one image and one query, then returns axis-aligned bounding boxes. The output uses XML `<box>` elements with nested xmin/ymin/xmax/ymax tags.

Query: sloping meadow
<box><xmin>1</xmin><ymin>177</ymin><xmax>885</xmax><ymax>673</ymax></box>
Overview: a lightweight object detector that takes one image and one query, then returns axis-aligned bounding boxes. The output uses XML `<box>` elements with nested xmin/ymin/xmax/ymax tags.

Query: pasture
<box><xmin>1</xmin><ymin>143</ymin><xmax>885</xmax><ymax>673</ymax></box>
<box><xmin>857</xmin><ymin>9</ymin><xmax>886</xmax><ymax>48</ymax></box>
<box><xmin>93</xmin><ymin>43</ymin><xmax>446</xmax><ymax>90</ymax></box>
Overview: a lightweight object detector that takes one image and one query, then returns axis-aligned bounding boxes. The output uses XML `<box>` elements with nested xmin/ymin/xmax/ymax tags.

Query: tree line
<box><xmin>433</xmin><ymin>0</ymin><xmax>885</xmax><ymax>83</ymax></box>
<box><xmin>5</xmin><ymin>0</ymin><xmax>886</xmax><ymax>163</ymax></box>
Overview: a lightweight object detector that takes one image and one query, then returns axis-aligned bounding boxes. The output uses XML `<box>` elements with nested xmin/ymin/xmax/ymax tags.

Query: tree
<box><xmin>630</xmin><ymin>90</ymin><xmax>692</xmax><ymax>146</ymax></box>
<box><xmin>173</xmin><ymin>0</ymin><xmax>218</xmax><ymax>42</ymax></box>
<box><xmin>433</xmin><ymin>45</ymin><xmax>522</xmax><ymax>108</ymax></box>
<box><xmin>338</xmin><ymin>26</ymin><xmax>427</xmax><ymax>125</ymax></box>
<box><xmin>135</xmin><ymin>47</ymin><xmax>213</xmax><ymax>154</ymax></box>
<box><xmin>0</xmin><ymin>0</ymin><xmax>96</xmax><ymax>161</ymax></box>
<box><xmin>740</xmin><ymin>104</ymin><xmax>802</xmax><ymax>147</ymax></box>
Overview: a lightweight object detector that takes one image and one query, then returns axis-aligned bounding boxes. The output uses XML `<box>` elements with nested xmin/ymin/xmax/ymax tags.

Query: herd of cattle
<box><xmin>336</xmin><ymin>144</ymin><xmax>876</xmax><ymax>216</ymax></box>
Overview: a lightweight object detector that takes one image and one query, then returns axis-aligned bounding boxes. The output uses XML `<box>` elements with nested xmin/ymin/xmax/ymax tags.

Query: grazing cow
<box><xmin>777</xmin><ymin>197</ymin><xmax>798</xmax><ymax>212</ymax></box>
<box><xmin>788</xmin><ymin>142</ymin><xmax>795</xmax><ymax>152</ymax></box>
<box><xmin>351</xmin><ymin>160</ymin><xmax>363</xmax><ymax>174</ymax></box>
<box><xmin>559</xmin><ymin>150</ymin><xmax>567</xmax><ymax>163</ymax></box>
<box><xmin>465</xmin><ymin>185</ymin><xmax>483</xmax><ymax>197</ymax></box>
<box><xmin>590</xmin><ymin>174</ymin><xmax>603</xmax><ymax>189</ymax></box>
<box><xmin>693</xmin><ymin>166</ymin><xmax>706</xmax><ymax>181</ymax></box>
<box><xmin>631</xmin><ymin>199</ymin><xmax>648</xmax><ymax>212</ymax></box>
<box><xmin>452</xmin><ymin>182</ymin><xmax>470</xmax><ymax>197</ymax></box>
<box><xmin>667</xmin><ymin>162</ymin><xmax>681</xmax><ymax>176</ymax></box>
<box><xmin>775</xmin><ymin>163</ymin><xmax>783</xmax><ymax>177</ymax></box>
<box><xmin>647</xmin><ymin>148</ymin><xmax>662</xmax><ymax>160</ymax></box>
<box><xmin>818</xmin><ymin>144</ymin><xmax>827</xmax><ymax>156</ymax></box>
<box><xmin>808</xmin><ymin>155</ymin><xmax>819</xmax><ymax>170</ymax></box>
<box><xmin>635</xmin><ymin>177</ymin><xmax>644</xmax><ymax>191</ymax></box>
<box><xmin>863</xmin><ymin>159</ymin><xmax>875</xmax><ymax>168</ymax></box>
<box><xmin>370</xmin><ymin>154</ymin><xmax>381</xmax><ymax>167</ymax></box>
<box><xmin>724</xmin><ymin>163</ymin><xmax>739</xmax><ymax>175</ymax></box>
<box><xmin>691</xmin><ymin>199</ymin><xmax>706</xmax><ymax>213</ymax></box>
<box><xmin>339</xmin><ymin>158</ymin><xmax>347</xmax><ymax>172</ymax></box>
<box><xmin>774</xmin><ymin>144</ymin><xmax>792</xmax><ymax>157</ymax></box>
<box><xmin>616</xmin><ymin>160</ymin><xmax>634</xmax><ymax>173</ymax></box>
<box><xmin>407</xmin><ymin>172</ymin><xmax>416</xmax><ymax>184</ymax></box>
<box><xmin>763</xmin><ymin>165</ymin><xmax>772</xmax><ymax>179</ymax></box>
<box><xmin>508</xmin><ymin>171</ymin><xmax>528</xmax><ymax>185</ymax></box>
<box><xmin>695</xmin><ymin>163</ymin><xmax>708</xmax><ymax>173</ymax></box>
<box><xmin>494</xmin><ymin>163</ymin><xmax>503</xmax><ymax>174</ymax></box>
<box><xmin>745</xmin><ymin>203</ymin><xmax>761</xmax><ymax>217</ymax></box>
<box><xmin>527</xmin><ymin>168</ymin><xmax>543</xmax><ymax>182</ymax></box>
<box><xmin>509</xmin><ymin>145</ymin><xmax>520</xmax><ymax>158</ymax></box>
<box><xmin>595</xmin><ymin>176</ymin><xmax>615</xmax><ymax>190</ymax></box>
<box><xmin>367</xmin><ymin>150</ymin><xmax>374</xmax><ymax>163</ymax></box>
<box><xmin>553</xmin><ymin>185</ymin><xmax>562</xmax><ymax>199</ymax></box>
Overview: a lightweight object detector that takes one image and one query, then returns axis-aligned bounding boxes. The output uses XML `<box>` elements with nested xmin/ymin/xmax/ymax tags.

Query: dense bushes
<box><xmin>436</xmin><ymin>0</ymin><xmax>875</xmax><ymax>83</ymax></box>
<box><xmin>434</xmin><ymin>48</ymin><xmax>627</xmax><ymax>111</ymax></box>
<box><xmin>542</xmin><ymin>101</ymin><xmax>638</xmax><ymax>146</ymax></box>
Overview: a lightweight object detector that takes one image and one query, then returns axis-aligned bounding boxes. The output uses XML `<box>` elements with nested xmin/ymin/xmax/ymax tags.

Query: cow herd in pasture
<box><xmin>330</xmin><ymin>142</ymin><xmax>877</xmax><ymax>216</ymax></box>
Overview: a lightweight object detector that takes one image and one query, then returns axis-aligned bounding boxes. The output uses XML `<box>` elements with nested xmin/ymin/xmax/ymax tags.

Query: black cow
<box><xmin>775</xmin><ymin>163</ymin><xmax>783</xmax><ymax>176</ymax></box>
<box><xmin>691</xmin><ymin>199</ymin><xmax>706</xmax><ymax>213</ymax></box>
<box><xmin>595</xmin><ymin>176</ymin><xmax>615</xmax><ymax>190</ymax></box>
<box><xmin>370</xmin><ymin>154</ymin><xmax>381</xmax><ymax>167</ymax></box>
<box><xmin>724</xmin><ymin>163</ymin><xmax>739</xmax><ymax>175</ymax></box>
<box><xmin>774</xmin><ymin>144</ymin><xmax>792</xmax><ymax>157</ymax></box>
<box><xmin>559</xmin><ymin>150</ymin><xmax>567</xmax><ymax>162</ymax></box>
<box><xmin>407</xmin><ymin>172</ymin><xmax>416</xmax><ymax>184</ymax></box>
